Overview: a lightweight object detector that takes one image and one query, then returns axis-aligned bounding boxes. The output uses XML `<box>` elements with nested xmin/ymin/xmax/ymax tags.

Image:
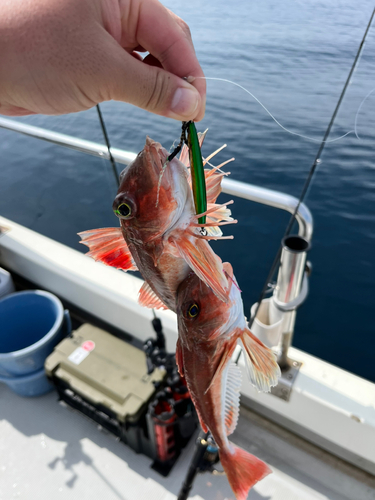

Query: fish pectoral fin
<box><xmin>174</xmin><ymin>236</ymin><xmax>229</xmax><ymax>303</ymax></box>
<box><xmin>138</xmin><ymin>281</ymin><xmax>168</xmax><ymax>310</ymax></box>
<box><xmin>78</xmin><ymin>227</ymin><xmax>138</xmax><ymax>271</ymax></box>
<box><xmin>224</xmin><ymin>362</ymin><xmax>242</xmax><ymax>436</ymax></box>
<box><xmin>239</xmin><ymin>328</ymin><xmax>281</xmax><ymax>393</ymax></box>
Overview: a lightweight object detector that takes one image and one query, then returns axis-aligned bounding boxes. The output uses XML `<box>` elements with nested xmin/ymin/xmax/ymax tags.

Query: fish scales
<box><xmin>79</xmin><ymin>135</ymin><xmax>234</xmax><ymax>311</ymax></box>
<box><xmin>176</xmin><ymin>262</ymin><xmax>280</xmax><ymax>499</ymax></box>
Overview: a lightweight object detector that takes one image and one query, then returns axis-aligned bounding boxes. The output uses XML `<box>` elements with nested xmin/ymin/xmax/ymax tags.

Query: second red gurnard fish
<box><xmin>176</xmin><ymin>262</ymin><xmax>280</xmax><ymax>500</ymax></box>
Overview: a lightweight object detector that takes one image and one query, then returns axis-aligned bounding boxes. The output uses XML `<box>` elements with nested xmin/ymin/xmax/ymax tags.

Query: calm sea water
<box><xmin>0</xmin><ymin>0</ymin><xmax>374</xmax><ymax>382</ymax></box>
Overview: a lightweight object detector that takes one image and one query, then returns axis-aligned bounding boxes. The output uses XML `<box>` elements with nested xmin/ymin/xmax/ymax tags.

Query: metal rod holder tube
<box><xmin>273</xmin><ymin>235</ymin><xmax>310</xmax><ymax>369</ymax></box>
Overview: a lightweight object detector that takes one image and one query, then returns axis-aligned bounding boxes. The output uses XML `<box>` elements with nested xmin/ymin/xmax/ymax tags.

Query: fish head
<box><xmin>113</xmin><ymin>137</ymin><xmax>190</xmax><ymax>243</ymax></box>
<box><xmin>177</xmin><ymin>262</ymin><xmax>244</xmax><ymax>344</ymax></box>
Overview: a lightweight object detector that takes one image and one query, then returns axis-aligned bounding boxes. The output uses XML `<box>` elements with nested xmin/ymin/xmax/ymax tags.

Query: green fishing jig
<box><xmin>167</xmin><ymin>121</ymin><xmax>207</xmax><ymax>226</ymax></box>
<box><xmin>186</xmin><ymin>121</ymin><xmax>207</xmax><ymax>226</ymax></box>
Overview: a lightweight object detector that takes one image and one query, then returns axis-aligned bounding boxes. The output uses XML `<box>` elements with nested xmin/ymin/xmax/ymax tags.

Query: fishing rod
<box><xmin>96</xmin><ymin>104</ymin><xmax>120</xmax><ymax>187</ymax></box>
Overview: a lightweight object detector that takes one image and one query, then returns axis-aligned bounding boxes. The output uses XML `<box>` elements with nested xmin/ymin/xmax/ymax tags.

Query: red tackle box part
<box><xmin>151</xmin><ymin>395</ymin><xmax>177</xmax><ymax>462</ymax></box>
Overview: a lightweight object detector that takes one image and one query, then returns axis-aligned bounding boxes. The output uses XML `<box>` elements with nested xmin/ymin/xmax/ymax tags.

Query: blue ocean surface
<box><xmin>0</xmin><ymin>0</ymin><xmax>374</xmax><ymax>382</ymax></box>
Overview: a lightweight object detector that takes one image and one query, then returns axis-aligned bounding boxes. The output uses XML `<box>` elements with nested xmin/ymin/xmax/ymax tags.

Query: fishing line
<box><xmin>192</xmin><ymin>65</ymin><xmax>374</xmax><ymax>145</ymax></box>
<box><xmin>245</xmin><ymin>6</ymin><xmax>375</xmax><ymax>339</ymax></box>
<box><xmin>193</xmin><ymin>76</ymin><xmax>354</xmax><ymax>144</ymax></box>
<box><xmin>354</xmin><ymin>87</ymin><xmax>375</xmax><ymax>139</ymax></box>
<box><xmin>96</xmin><ymin>104</ymin><xmax>120</xmax><ymax>187</ymax></box>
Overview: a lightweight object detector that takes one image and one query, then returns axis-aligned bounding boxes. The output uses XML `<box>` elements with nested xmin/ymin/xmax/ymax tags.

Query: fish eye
<box><xmin>187</xmin><ymin>303</ymin><xmax>200</xmax><ymax>318</ymax></box>
<box><xmin>114</xmin><ymin>202</ymin><xmax>132</xmax><ymax>218</ymax></box>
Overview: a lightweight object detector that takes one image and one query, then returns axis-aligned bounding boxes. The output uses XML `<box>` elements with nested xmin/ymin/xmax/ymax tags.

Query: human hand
<box><xmin>0</xmin><ymin>0</ymin><xmax>205</xmax><ymax>121</ymax></box>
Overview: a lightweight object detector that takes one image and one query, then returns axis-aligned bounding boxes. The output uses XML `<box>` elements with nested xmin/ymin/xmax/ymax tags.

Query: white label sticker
<box><xmin>68</xmin><ymin>347</ymin><xmax>90</xmax><ymax>365</ymax></box>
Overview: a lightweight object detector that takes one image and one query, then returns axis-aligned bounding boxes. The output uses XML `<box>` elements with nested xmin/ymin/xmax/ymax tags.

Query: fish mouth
<box><xmin>145</xmin><ymin>137</ymin><xmax>168</xmax><ymax>177</ymax></box>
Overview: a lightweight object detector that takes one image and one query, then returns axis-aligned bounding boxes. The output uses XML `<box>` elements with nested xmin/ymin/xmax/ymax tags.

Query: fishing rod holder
<box><xmin>251</xmin><ymin>235</ymin><xmax>311</xmax><ymax>401</ymax></box>
<box><xmin>274</xmin><ymin>235</ymin><xmax>311</xmax><ymax>366</ymax></box>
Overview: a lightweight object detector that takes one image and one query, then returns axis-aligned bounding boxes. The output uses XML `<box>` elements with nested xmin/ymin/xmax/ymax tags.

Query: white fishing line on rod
<box><xmin>190</xmin><ymin>76</ymin><xmax>374</xmax><ymax>144</ymax></box>
<box><xmin>354</xmin><ymin>87</ymin><xmax>375</xmax><ymax>140</ymax></box>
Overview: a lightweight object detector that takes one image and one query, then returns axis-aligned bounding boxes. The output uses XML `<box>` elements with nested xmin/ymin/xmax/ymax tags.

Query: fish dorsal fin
<box><xmin>205</xmin><ymin>170</ymin><xmax>224</xmax><ymax>204</ymax></box>
<box><xmin>239</xmin><ymin>328</ymin><xmax>281</xmax><ymax>392</ymax></box>
<box><xmin>204</xmin><ymin>226</ymin><xmax>223</xmax><ymax>238</ymax></box>
<box><xmin>223</xmin><ymin>362</ymin><xmax>242</xmax><ymax>436</ymax></box>
<box><xmin>78</xmin><ymin>228</ymin><xmax>138</xmax><ymax>271</ymax></box>
<box><xmin>187</xmin><ymin>165</ymin><xmax>226</xmax><ymax>205</ymax></box>
<box><xmin>205</xmin><ymin>202</ymin><xmax>233</xmax><ymax>223</ymax></box>
<box><xmin>138</xmin><ymin>281</ymin><xmax>168</xmax><ymax>310</ymax></box>
<box><xmin>203</xmin><ymin>201</ymin><xmax>235</xmax><ymax>238</ymax></box>
<box><xmin>174</xmin><ymin>235</ymin><xmax>229</xmax><ymax>302</ymax></box>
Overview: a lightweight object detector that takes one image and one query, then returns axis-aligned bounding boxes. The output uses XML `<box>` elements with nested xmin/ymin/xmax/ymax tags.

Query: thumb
<box><xmin>107</xmin><ymin>49</ymin><xmax>202</xmax><ymax>121</ymax></box>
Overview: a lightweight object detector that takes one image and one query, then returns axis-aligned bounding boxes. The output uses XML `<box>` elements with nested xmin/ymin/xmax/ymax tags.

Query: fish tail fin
<box><xmin>239</xmin><ymin>328</ymin><xmax>281</xmax><ymax>392</ymax></box>
<box><xmin>220</xmin><ymin>443</ymin><xmax>271</xmax><ymax>500</ymax></box>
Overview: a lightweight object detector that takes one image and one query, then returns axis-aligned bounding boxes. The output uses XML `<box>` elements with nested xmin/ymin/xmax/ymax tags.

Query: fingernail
<box><xmin>171</xmin><ymin>88</ymin><xmax>199</xmax><ymax>118</ymax></box>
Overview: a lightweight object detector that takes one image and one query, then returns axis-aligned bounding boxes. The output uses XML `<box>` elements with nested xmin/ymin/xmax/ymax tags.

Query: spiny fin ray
<box><xmin>78</xmin><ymin>227</ymin><xmax>138</xmax><ymax>271</ymax></box>
<box><xmin>138</xmin><ymin>281</ymin><xmax>168</xmax><ymax>310</ymax></box>
<box><xmin>224</xmin><ymin>362</ymin><xmax>242</xmax><ymax>436</ymax></box>
<box><xmin>174</xmin><ymin>236</ymin><xmax>229</xmax><ymax>303</ymax></box>
<box><xmin>239</xmin><ymin>328</ymin><xmax>281</xmax><ymax>392</ymax></box>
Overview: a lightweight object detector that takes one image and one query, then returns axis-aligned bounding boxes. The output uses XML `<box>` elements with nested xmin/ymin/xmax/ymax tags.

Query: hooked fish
<box><xmin>79</xmin><ymin>136</ymin><xmax>236</xmax><ymax>311</ymax></box>
<box><xmin>176</xmin><ymin>262</ymin><xmax>280</xmax><ymax>500</ymax></box>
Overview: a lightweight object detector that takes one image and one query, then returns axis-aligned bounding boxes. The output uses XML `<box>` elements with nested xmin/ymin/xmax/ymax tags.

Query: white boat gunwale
<box><xmin>0</xmin><ymin>116</ymin><xmax>374</xmax><ymax>479</ymax></box>
<box><xmin>0</xmin><ymin>216</ymin><xmax>374</xmax><ymax>478</ymax></box>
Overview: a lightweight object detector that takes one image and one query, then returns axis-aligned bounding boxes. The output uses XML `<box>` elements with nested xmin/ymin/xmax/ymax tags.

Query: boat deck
<box><xmin>1</xmin><ymin>383</ymin><xmax>373</xmax><ymax>500</ymax></box>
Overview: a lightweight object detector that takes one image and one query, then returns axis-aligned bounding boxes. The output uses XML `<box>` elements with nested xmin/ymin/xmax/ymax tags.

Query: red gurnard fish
<box><xmin>79</xmin><ymin>136</ymin><xmax>235</xmax><ymax>311</ymax></box>
<box><xmin>176</xmin><ymin>262</ymin><xmax>280</xmax><ymax>500</ymax></box>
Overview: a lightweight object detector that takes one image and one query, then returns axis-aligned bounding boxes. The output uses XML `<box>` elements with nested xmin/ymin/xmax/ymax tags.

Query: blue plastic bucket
<box><xmin>0</xmin><ymin>366</ymin><xmax>53</xmax><ymax>397</ymax></box>
<box><xmin>0</xmin><ymin>290</ymin><xmax>71</xmax><ymax>378</ymax></box>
